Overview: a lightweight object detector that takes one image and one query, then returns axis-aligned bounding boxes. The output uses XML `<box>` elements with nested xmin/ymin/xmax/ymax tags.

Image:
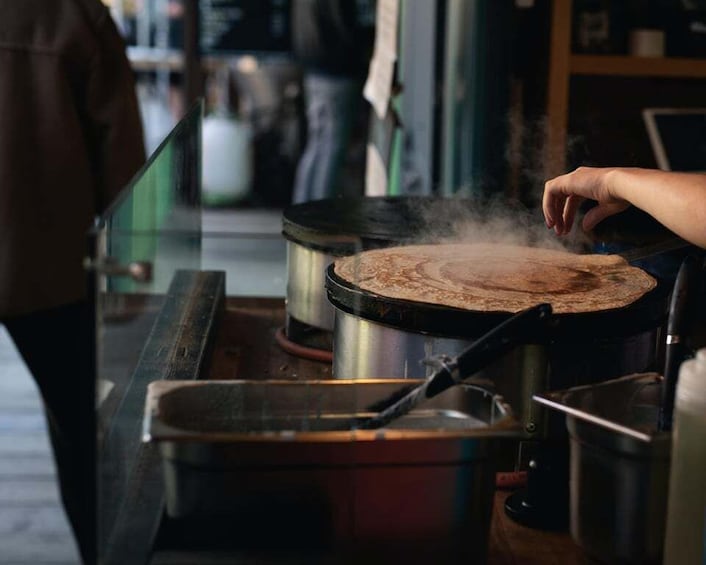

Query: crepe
<box><xmin>333</xmin><ymin>243</ymin><xmax>657</xmax><ymax>314</ymax></box>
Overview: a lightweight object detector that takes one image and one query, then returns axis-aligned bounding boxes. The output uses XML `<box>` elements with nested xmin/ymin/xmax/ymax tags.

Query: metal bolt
<box><xmin>525</xmin><ymin>422</ymin><xmax>536</xmax><ymax>433</ymax></box>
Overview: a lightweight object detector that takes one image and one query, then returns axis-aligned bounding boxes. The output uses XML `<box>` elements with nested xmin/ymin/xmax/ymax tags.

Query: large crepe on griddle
<box><xmin>333</xmin><ymin>243</ymin><xmax>657</xmax><ymax>315</ymax></box>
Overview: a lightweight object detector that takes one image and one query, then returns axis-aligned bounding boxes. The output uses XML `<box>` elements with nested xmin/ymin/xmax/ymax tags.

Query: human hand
<box><xmin>543</xmin><ymin>167</ymin><xmax>631</xmax><ymax>236</ymax></box>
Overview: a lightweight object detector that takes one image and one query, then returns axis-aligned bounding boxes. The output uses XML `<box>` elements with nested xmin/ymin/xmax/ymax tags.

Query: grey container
<box><xmin>143</xmin><ymin>379</ymin><xmax>520</xmax><ymax>562</ymax></box>
<box><xmin>534</xmin><ymin>373</ymin><xmax>671</xmax><ymax>565</ymax></box>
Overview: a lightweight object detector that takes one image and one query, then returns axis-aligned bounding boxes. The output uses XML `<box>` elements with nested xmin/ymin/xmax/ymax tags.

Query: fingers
<box><xmin>544</xmin><ymin>166</ymin><xmax>628</xmax><ymax>236</ymax></box>
<box><xmin>543</xmin><ymin>177</ymin><xmax>581</xmax><ymax>236</ymax></box>
<box><xmin>542</xmin><ymin>179</ymin><xmax>566</xmax><ymax>233</ymax></box>
<box><xmin>581</xmin><ymin>201</ymin><xmax>629</xmax><ymax>232</ymax></box>
<box><xmin>561</xmin><ymin>194</ymin><xmax>582</xmax><ymax>235</ymax></box>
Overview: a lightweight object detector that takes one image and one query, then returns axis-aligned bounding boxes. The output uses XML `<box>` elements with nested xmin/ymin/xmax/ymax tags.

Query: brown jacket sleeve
<box><xmin>0</xmin><ymin>0</ymin><xmax>146</xmax><ymax>316</ymax></box>
<box><xmin>80</xmin><ymin>0</ymin><xmax>146</xmax><ymax>211</ymax></box>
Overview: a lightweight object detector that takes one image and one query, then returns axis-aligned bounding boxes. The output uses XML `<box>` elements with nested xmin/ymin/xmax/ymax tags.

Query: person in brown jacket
<box><xmin>0</xmin><ymin>0</ymin><xmax>146</xmax><ymax>562</ymax></box>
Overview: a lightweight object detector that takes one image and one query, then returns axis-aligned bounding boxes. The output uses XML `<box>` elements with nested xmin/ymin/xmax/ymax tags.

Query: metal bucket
<box><xmin>535</xmin><ymin>373</ymin><xmax>671</xmax><ymax>565</ymax></box>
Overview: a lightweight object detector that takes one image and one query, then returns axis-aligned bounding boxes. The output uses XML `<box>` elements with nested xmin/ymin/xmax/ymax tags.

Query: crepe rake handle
<box><xmin>358</xmin><ymin>303</ymin><xmax>553</xmax><ymax>430</ymax></box>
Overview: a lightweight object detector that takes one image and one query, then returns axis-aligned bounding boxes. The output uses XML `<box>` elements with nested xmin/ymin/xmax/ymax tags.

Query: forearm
<box><xmin>609</xmin><ymin>168</ymin><xmax>706</xmax><ymax>248</ymax></box>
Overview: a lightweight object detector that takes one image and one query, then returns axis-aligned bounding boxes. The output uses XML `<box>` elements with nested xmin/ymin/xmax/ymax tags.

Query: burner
<box><xmin>275</xmin><ymin>325</ymin><xmax>333</xmax><ymax>363</ymax></box>
<box><xmin>285</xmin><ymin>315</ymin><xmax>333</xmax><ymax>351</ymax></box>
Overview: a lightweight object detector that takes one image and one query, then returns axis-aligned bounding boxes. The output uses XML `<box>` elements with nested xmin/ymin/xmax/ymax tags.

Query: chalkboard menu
<box><xmin>200</xmin><ymin>0</ymin><xmax>291</xmax><ymax>54</ymax></box>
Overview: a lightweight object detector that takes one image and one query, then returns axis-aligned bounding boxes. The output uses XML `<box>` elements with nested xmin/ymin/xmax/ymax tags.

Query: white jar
<box><xmin>663</xmin><ymin>349</ymin><xmax>706</xmax><ymax>565</ymax></box>
<box><xmin>202</xmin><ymin>112</ymin><xmax>253</xmax><ymax>206</ymax></box>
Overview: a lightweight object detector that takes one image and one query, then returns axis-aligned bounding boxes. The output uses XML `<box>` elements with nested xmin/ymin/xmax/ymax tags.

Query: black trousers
<box><xmin>4</xmin><ymin>301</ymin><xmax>96</xmax><ymax>565</ymax></box>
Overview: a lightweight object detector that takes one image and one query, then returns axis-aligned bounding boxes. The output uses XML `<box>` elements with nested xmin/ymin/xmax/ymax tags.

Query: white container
<box><xmin>629</xmin><ymin>29</ymin><xmax>665</xmax><ymax>58</ymax></box>
<box><xmin>202</xmin><ymin>112</ymin><xmax>253</xmax><ymax>206</ymax></box>
<box><xmin>663</xmin><ymin>349</ymin><xmax>706</xmax><ymax>565</ymax></box>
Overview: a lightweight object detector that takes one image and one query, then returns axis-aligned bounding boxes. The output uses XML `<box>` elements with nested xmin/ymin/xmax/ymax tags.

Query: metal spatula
<box><xmin>358</xmin><ymin>303</ymin><xmax>553</xmax><ymax>430</ymax></box>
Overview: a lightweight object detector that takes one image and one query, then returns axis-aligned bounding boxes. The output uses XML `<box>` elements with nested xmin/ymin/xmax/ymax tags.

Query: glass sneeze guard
<box><xmin>88</xmin><ymin>101</ymin><xmax>203</xmax><ymax>564</ymax></box>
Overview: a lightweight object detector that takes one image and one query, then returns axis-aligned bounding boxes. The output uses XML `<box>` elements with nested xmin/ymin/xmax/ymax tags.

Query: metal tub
<box><xmin>144</xmin><ymin>379</ymin><xmax>519</xmax><ymax>561</ymax></box>
<box><xmin>535</xmin><ymin>373</ymin><xmax>671</xmax><ymax>565</ymax></box>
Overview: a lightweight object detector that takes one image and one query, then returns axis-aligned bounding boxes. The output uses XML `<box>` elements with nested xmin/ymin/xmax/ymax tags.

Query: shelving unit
<box><xmin>571</xmin><ymin>55</ymin><xmax>706</xmax><ymax>78</ymax></box>
<box><xmin>545</xmin><ymin>0</ymin><xmax>706</xmax><ymax>177</ymax></box>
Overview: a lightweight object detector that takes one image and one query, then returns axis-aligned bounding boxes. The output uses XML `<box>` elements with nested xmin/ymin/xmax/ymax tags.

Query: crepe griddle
<box><xmin>326</xmin><ymin>248</ymin><xmax>669</xmax><ymax>340</ymax></box>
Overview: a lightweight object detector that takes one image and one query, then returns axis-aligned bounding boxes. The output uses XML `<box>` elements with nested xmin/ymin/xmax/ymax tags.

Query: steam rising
<box><xmin>407</xmin><ymin>195</ymin><xmax>591</xmax><ymax>254</ymax></box>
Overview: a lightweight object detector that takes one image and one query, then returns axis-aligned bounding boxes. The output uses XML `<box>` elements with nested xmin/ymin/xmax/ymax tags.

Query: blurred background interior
<box><xmin>105</xmin><ymin>0</ymin><xmax>706</xmax><ymax>218</ymax></box>
<box><xmin>6</xmin><ymin>1</ymin><xmax>706</xmax><ymax>563</ymax></box>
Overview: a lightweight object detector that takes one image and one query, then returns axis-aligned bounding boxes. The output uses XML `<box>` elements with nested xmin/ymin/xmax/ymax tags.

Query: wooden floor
<box><xmin>0</xmin><ymin>326</ymin><xmax>81</xmax><ymax>564</ymax></box>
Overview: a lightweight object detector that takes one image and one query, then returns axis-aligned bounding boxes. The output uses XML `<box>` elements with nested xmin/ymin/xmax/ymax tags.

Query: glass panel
<box><xmin>90</xmin><ymin>101</ymin><xmax>202</xmax><ymax>564</ymax></box>
<box><xmin>200</xmin><ymin>210</ymin><xmax>286</xmax><ymax>298</ymax></box>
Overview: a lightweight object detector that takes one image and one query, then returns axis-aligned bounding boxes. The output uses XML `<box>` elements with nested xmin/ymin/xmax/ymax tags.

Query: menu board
<box><xmin>199</xmin><ymin>0</ymin><xmax>291</xmax><ymax>54</ymax></box>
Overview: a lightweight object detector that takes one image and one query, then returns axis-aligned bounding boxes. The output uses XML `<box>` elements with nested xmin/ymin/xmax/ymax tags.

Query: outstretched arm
<box><xmin>543</xmin><ymin>167</ymin><xmax>706</xmax><ymax>248</ymax></box>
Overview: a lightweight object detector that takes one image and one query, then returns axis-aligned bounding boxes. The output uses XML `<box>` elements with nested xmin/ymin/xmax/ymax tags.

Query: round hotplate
<box><xmin>282</xmin><ymin>196</ymin><xmax>477</xmax><ymax>254</ymax></box>
<box><xmin>326</xmin><ymin>243</ymin><xmax>669</xmax><ymax>340</ymax></box>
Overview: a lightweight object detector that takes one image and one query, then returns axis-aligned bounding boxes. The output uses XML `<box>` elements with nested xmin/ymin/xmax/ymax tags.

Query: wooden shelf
<box><xmin>571</xmin><ymin>54</ymin><xmax>706</xmax><ymax>78</ymax></box>
<box><xmin>545</xmin><ymin>0</ymin><xmax>706</xmax><ymax>177</ymax></box>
